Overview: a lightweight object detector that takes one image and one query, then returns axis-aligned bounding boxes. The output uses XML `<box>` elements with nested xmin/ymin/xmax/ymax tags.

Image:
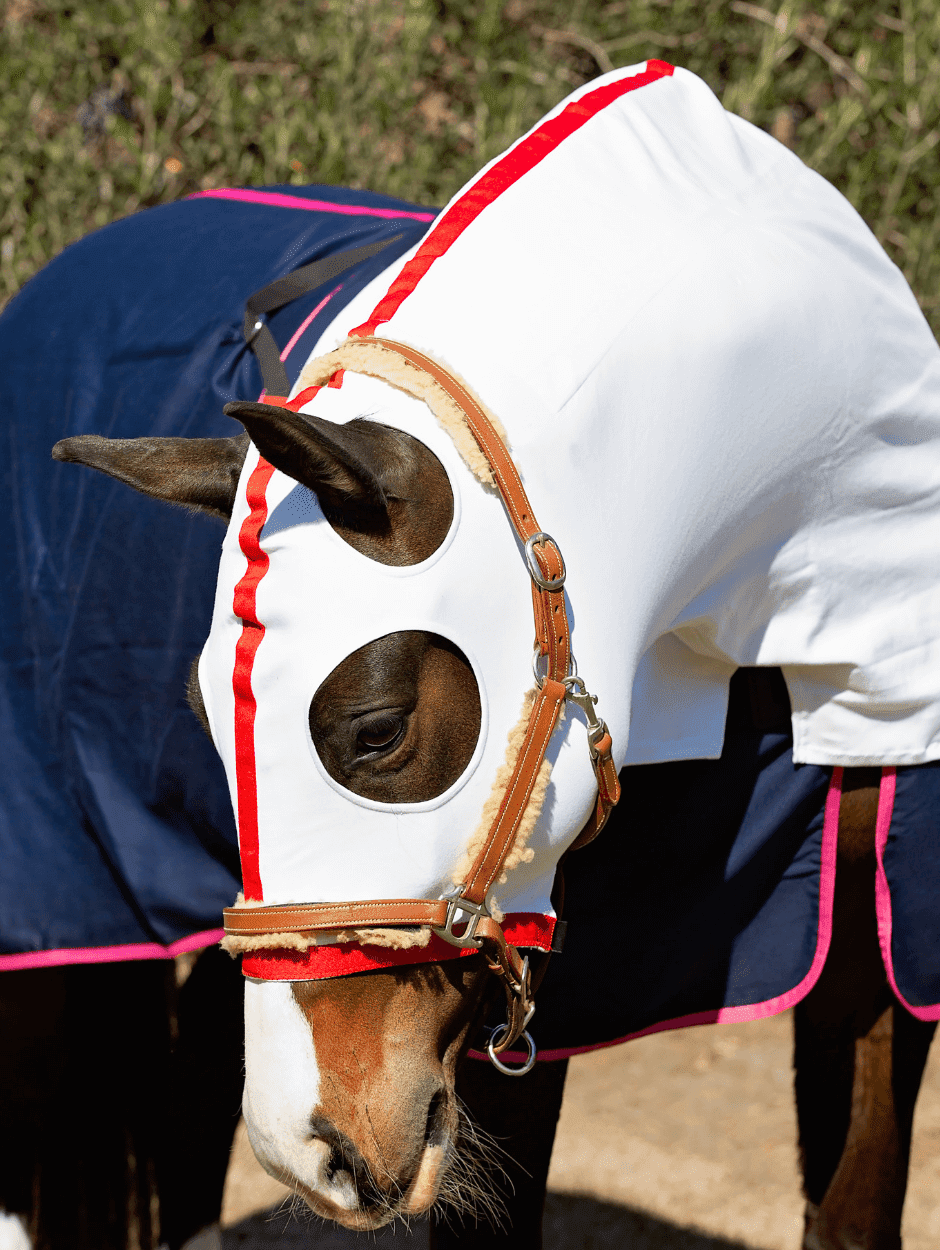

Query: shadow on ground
<box><xmin>222</xmin><ymin>1193</ymin><xmax>757</xmax><ymax>1248</ymax></box>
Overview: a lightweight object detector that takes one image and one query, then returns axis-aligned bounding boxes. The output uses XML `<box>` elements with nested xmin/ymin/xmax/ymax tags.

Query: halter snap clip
<box><xmin>564</xmin><ymin>674</ymin><xmax>609</xmax><ymax>759</ymax></box>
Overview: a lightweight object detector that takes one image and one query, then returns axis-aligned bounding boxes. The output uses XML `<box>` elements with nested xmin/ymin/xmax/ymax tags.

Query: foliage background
<box><xmin>3</xmin><ymin>0</ymin><xmax>940</xmax><ymax>328</ymax></box>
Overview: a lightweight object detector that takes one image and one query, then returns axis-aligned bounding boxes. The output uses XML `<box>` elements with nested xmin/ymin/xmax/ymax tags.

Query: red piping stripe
<box><xmin>232</xmin><ymin>458</ymin><xmax>277</xmax><ymax>900</ymax></box>
<box><xmin>279</xmin><ymin>285</ymin><xmax>343</xmax><ymax>362</ymax></box>
<box><xmin>350</xmin><ymin>61</ymin><xmax>675</xmax><ymax>338</ymax></box>
<box><xmin>0</xmin><ymin>928</ymin><xmax>225</xmax><ymax>972</ymax></box>
<box><xmin>874</xmin><ymin>767</ymin><xmax>940</xmax><ymax>1021</ymax></box>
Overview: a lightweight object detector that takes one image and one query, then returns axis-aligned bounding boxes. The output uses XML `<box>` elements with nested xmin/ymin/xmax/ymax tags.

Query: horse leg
<box><xmin>3</xmin><ymin>960</ymin><xmax>173</xmax><ymax>1250</ymax></box>
<box><xmin>429</xmin><ymin>1056</ymin><xmax>568</xmax><ymax>1249</ymax></box>
<box><xmin>795</xmin><ymin>767</ymin><xmax>937</xmax><ymax>1250</ymax></box>
<box><xmin>157</xmin><ymin>946</ymin><xmax>245</xmax><ymax>1250</ymax></box>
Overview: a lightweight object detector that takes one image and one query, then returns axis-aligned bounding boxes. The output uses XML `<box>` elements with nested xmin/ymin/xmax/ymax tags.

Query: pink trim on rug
<box><xmin>472</xmin><ymin>767</ymin><xmax>845</xmax><ymax>1063</ymax></box>
<box><xmin>0</xmin><ymin>928</ymin><xmax>225</xmax><ymax>972</ymax></box>
<box><xmin>187</xmin><ymin>188</ymin><xmax>436</xmax><ymax>222</ymax></box>
<box><xmin>278</xmin><ymin>285</ymin><xmax>343</xmax><ymax>362</ymax></box>
<box><xmin>874</xmin><ymin>766</ymin><xmax>940</xmax><ymax>1021</ymax></box>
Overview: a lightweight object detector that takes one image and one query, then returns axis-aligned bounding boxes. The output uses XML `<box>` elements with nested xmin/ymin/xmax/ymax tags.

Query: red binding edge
<box><xmin>243</xmin><ymin>912</ymin><xmax>556</xmax><ymax>981</ymax></box>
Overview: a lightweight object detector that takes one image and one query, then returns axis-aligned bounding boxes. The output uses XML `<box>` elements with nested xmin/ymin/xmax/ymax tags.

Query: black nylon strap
<box><xmin>243</xmin><ymin>234</ymin><xmax>403</xmax><ymax>396</ymax></box>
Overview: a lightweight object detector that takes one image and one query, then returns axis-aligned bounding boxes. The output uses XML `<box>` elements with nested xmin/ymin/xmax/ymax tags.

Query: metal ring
<box><xmin>533</xmin><ymin>646</ymin><xmax>581</xmax><ymax>690</ymax></box>
<box><xmin>531</xmin><ymin>644</ymin><xmax>548</xmax><ymax>689</ymax></box>
<box><xmin>487</xmin><ymin>1026</ymin><xmax>537</xmax><ymax>1076</ymax></box>
<box><xmin>524</xmin><ymin>532</ymin><xmax>566</xmax><ymax>591</ymax></box>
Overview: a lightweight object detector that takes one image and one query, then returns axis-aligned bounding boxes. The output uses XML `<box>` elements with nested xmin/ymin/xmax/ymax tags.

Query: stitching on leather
<box><xmin>474</xmin><ymin>686</ymin><xmax>563</xmax><ymax>896</ymax></box>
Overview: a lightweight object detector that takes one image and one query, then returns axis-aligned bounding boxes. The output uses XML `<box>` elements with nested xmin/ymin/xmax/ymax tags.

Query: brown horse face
<box><xmin>243</xmin><ymin>959</ymin><xmax>495</xmax><ymax>1228</ymax></box>
<box><xmin>236</xmin><ymin>624</ymin><xmax>487</xmax><ymax>1226</ymax></box>
<box><xmin>53</xmin><ymin>404</ymin><xmax>494</xmax><ymax>1223</ymax></box>
<box><xmin>240</xmin><ymin>624</ymin><xmax>487</xmax><ymax>1225</ymax></box>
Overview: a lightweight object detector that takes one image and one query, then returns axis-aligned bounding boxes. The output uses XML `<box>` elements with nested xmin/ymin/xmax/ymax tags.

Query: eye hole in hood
<box><xmin>309</xmin><ymin>630</ymin><xmax>481</xmax><ymax>805</ymax></box>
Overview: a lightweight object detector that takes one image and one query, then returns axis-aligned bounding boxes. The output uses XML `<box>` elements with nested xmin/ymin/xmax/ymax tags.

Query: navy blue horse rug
<box><xmin>1</xmin><ymin>189</ymin><xmax>938</xmax><ymax>1055</ymax></box>
<box><xmin>0</xmin><ymin>185</ymin><xmax>434</xmax><ymax>967</ymax></box>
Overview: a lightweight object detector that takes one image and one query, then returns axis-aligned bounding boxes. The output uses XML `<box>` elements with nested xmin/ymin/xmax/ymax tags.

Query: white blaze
<box><xmin>241</xmin><ymin>979</ymin><xmax>357</xmax><ymax>1204</ymax></box>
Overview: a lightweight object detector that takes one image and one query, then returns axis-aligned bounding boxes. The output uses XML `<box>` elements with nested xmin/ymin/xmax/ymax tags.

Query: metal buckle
<box><xmin>564</xmin><ymin>674</ymin><xmax>608</xmax><ymax>758</ymax></box>
<box><xmin>531</xmin><ymin>644</ymin><xmax>548</xmax><ymax>690</ymax></box>
<box><xmin>433</xmin><ymin>886</ymin><xmax>490</xmax><ymax>949</ymax></box>
<box><xmin>524</xmin><ymin>532</ymin><xmax>566</xmax><ymax>592</ymax></box>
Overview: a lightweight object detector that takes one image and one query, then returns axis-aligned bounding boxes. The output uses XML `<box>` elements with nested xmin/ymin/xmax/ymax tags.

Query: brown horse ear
<box><xmin>51</xmin><ymin>433</ymin><xmax>250</xmax><ymax>521</ymax></box>
<box><xmin>223</xmin><ymin>401</ymin><xmax>388</xmax><ymax>516</ymax></box>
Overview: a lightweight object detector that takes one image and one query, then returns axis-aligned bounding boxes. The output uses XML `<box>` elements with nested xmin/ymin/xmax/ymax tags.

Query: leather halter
<box><xmin>223</xmin><ymin>340</ymin><xmax>621</xmax><ymax>1053</ymax></box>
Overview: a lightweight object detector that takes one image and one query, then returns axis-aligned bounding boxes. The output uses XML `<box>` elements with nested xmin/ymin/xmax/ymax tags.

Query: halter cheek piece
<box><xmin>223</xmin><ymin>340</ymin><xmax>621</xmax><ymax>1064</ymax></box>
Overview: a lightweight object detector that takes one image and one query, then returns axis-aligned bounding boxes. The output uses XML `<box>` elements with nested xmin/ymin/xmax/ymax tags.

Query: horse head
<box><xmin>52</xmin><ymin>385</ymin><xmax>568</xmax><ymax>1226</ymax></box>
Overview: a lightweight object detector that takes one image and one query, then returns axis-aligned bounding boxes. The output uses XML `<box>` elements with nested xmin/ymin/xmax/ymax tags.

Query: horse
<box><xmin>42</xmin><ymin>60</ymin><xmax>940</xmax><ymax>1248</ymax></box>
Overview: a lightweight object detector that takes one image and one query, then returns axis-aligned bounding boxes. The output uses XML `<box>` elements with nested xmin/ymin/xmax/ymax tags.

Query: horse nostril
<box><xmin>324</xmin><ymin>1143</ymin><xmax>346</xmax><ymax>1184</ymax></box>
<box><xmin>309</xmin><ymin>1113</ymin><xmax>377</xmax><ymax>1199</ymax></box>
<box><xmin>424</xmin><ymin>1089</ymin><xmax>447</xmax><ymax>1146</ymax></box>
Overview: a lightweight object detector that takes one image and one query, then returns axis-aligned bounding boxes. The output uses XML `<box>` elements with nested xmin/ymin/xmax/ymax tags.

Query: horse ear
<box><xmin>51</xmin><ymin>433</ymin><xmax>250</xmax><ymax>521</ymax></box>
<box><xmin>222</xmin><ymin>401</ymin><xmax>388</xmax><ymax>516</ymax></box>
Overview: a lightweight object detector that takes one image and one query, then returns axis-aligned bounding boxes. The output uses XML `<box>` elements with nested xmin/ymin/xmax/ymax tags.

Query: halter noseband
<box><xmin>223</xmin><ymin>340</ymin><xmax>621</xmax><ymax>1057</ymax></box>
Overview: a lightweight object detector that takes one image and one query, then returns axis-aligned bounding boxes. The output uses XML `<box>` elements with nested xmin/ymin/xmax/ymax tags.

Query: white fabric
<box><xmin>201</xmin><ymin>388</ymin><xmax>569</xmax><ymax>912</ymax></box>
<box><xmin>201</xmin><ymin>63</ymin><xmax>940</xmax><ymax>919</ymax></box>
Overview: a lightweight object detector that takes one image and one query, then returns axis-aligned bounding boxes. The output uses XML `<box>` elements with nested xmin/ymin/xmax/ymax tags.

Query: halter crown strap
<box><xmin>223</xmin><ymin>340</ymin><xmax>620</xmax><ymax>1053</ymax></box>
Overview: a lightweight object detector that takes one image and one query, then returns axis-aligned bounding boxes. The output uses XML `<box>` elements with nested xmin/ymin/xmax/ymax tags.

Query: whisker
<box><xmin>429</xmin><ymin>1097</ymin><xmax>511</xmax><ymax>1233</ymax></box>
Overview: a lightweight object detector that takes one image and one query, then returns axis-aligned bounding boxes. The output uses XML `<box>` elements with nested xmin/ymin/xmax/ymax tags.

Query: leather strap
<box><xmin>464</xmin><ymin>676</ymin><xmax>567</xmax><ymax>907</ymax></box>
<box><xmin>242</xmin><ymin>237</ymin><xmax>403</xmax><ymax>397</ymax></box>
<box><xmin>224</xmin><ymin>338</ymin><xmax>620</xmax><ymax>1052</ymax></box>
<box><xmin>354</xmin><ymin>339</ymin><xmax>619</xmax><ymax>827</ymax></box>
<box><xmin>223</xmin><ymin>899</ymin><xmax>450</xmax><ymax>934</ymax></box>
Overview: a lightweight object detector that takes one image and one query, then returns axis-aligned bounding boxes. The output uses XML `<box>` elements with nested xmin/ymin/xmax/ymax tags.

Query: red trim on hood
<box><xmin>231</xmin><ymin>457</ymin><xmax>277</xmax><ymax>899</ymax></box>
<box><xmin>241</xmin><ymin>912</ymin><xmax>556</xmax><ymax>981</ymax></box>
<box><xmin>349</xmin><ymin>61</ymin><xmax>674</xmax><ymax>338</ymax></box>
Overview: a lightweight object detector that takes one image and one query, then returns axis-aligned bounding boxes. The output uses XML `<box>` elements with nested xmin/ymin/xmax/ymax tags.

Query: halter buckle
<box><xmin>524</xmin><ymin>532</ymin><xmax>566</xmax><ymax>591</ymax></box>
<box><xmin>434</xmin><ymin>887</ymin><xmax>490</xmax><ymax>949</ymax></box>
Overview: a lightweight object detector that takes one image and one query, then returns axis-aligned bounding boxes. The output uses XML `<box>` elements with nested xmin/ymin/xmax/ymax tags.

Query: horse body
<box><xmin>44</xmin><ymin>60</ymin><xmax>940</xmax><ymax>1247</ymax></box>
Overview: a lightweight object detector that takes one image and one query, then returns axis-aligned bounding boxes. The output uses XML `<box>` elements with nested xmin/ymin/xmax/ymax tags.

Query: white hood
<box><xmin>201</xmin><ymin>61</ymin><xmax>940</xmax><ymax>923</ymax></box>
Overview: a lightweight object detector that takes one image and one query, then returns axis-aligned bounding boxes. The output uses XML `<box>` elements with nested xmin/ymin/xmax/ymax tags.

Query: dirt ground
<box><xmin>219</xmin><ymin>1011</ymin><xmax>940</xmax><ymax>1248</ymax></box>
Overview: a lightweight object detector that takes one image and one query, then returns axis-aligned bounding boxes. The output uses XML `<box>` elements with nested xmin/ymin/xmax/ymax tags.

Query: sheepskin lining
<box><xmin>295</xmin><ymin>337</ymin><xmax>510</xmax><ymax>490</ymax></box>
<box><xmin>451</xmin><ymin>686</ymin><xmax>551</xmax><ymax>908</ymax></box>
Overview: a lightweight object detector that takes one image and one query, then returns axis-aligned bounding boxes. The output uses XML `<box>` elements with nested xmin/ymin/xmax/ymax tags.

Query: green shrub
<box><xmin>2</xmin><ymin>0</ymin><xmax>939</xmax><ymax>328</ymax></box>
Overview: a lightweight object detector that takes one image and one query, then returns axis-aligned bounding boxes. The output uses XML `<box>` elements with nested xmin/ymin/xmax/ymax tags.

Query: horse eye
<box><xmin>356</xmin><ymin>715</ymin><xmax>405</xmax><ymax>754</ymax></box>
